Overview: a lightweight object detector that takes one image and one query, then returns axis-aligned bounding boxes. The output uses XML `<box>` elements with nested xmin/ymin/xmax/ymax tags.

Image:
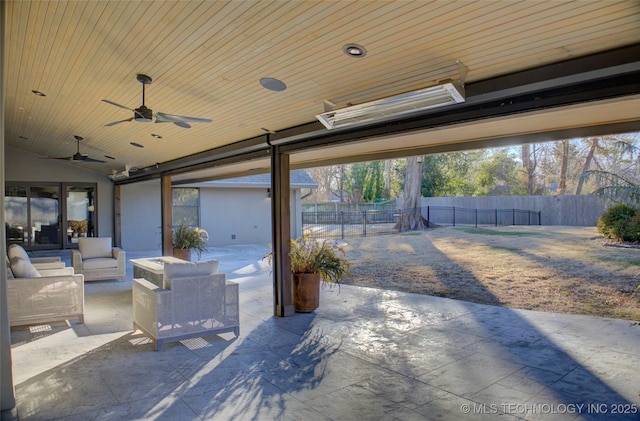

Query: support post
<box><xmin>161</xmin><ymin>175</ymin><xmax>173</xmax><ymax>256</ymax></box>
<box><xmin>0</xmin><ymin>0</ymin><xmax>17</xmax><ymax>413</ymax></box>
<box><xmin>271</xmin><ymin>144</ymin><xmax>294</xmax><ymax>317</ymax></box>
<box><xmin>113</xmin><ymin>184</ymin><xmax>122</xmax><ymax>247</ymax></box>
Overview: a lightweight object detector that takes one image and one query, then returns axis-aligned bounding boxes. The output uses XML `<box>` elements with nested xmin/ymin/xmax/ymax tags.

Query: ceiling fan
<box><xmin>47</xmin><ymin>135</ymin><xmax>106</xmax><ymax>163</ymax></box>
<box><xmin>102</xmin><ymin>74</ymin><xmax>213</xmax><ymax>128</ymax></box>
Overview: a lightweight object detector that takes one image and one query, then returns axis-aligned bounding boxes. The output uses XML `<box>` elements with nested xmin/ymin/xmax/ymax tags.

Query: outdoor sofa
<box><xmin>6</xmin><ymin>251</ymin><xmax>84</xmax><ymax>327</ymax></box>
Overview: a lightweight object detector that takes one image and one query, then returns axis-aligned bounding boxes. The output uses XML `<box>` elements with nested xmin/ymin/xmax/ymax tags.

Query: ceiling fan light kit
<box><xmin>103</xmin><ymin>74</ymin><xmax>212</xmax><ymax>128</ymax></box>
<box><xmin>316</xmin><ymin>79</ymin><xmax>466</xmax><ymax>130</ymax></box>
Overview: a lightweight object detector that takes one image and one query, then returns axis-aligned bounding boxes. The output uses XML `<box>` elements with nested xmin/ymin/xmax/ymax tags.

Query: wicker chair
<box><xmin>7</xmin><ymin>260</ymin><xmax>84</xmax><ymax>327</ymax></box>
<box><xmin>71</xmin><ymin>237</ymin><xmax>125</xmax><ymax>281</ymax></box>
<box><xmin>132</xmin><ymin>259</ymin><xmax>239</xmax><ymax>351</ymax></box>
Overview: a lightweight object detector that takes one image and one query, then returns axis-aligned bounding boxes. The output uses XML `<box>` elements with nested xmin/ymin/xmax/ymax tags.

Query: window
<box><xmin>172</xmin><ymin>188</ymin><xmax>200</xmax><ymax>226</ymax></box>
<box><xmin>5</xmin><ymin>182</ymin><xmax>97</xmax><ymax>250</ymax></box>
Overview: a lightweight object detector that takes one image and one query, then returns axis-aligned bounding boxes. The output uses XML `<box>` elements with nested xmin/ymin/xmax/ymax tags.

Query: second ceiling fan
<box><xmin>103</xmin><ymin>74</ymin><xmax>212</xmax><ymax>128</ymax></box>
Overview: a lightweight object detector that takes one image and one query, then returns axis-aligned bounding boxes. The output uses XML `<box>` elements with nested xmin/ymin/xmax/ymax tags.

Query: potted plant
<box><xmin>267</xmin><ymin>235</ymin><xmax>351</xmax><ymax>312</ymax></box>
<box><xmin>172</xmin><ymin>224</ymin><xmax>209</xmax><ymax>261</ymax></box>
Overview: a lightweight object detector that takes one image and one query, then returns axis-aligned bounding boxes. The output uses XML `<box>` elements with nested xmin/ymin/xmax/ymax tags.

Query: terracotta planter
<box><xmin>293</xmin><ymin>272</ymin><xmax>322</xmax><ymax>313</ymax></box>
<box><xmin>173</xmin><ymin>247</ymin><xmax>192</xmax><ymax>262</ymax></box>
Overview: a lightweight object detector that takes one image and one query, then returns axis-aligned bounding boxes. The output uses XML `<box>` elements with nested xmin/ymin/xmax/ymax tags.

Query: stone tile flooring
<box><xmin>8</xmin><ymin>246</ymin><xmax>640</xmax><ymax>420</ymax></box>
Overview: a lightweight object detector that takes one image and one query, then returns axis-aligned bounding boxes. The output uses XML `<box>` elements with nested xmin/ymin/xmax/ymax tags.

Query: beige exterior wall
<box><xmin>119</xmin><ymin>182</ymin><xmax>304</xmax><ymax>251</ymax></box>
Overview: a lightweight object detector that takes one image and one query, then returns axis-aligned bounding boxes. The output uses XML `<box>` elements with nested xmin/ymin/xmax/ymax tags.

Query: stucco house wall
<box><xmin>119</xmin><ymin>172</ymin><xmax>314</xmax><ymax>251</ymax></box>
<box><xmin>119</xmin><ymin>180</ymin><xmax>162</xmax><ymax>251</ymax></box>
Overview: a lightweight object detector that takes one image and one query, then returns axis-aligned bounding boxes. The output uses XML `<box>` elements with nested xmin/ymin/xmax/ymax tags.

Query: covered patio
<box><xmin>9</xmin><ymin>246</ymin><xmax>640</xmax><ymax>420</ymax></box>
<box><xmin>3</xmin><ymin>2</ymin><xmax>640</xmax><ymax>418</ymax></box>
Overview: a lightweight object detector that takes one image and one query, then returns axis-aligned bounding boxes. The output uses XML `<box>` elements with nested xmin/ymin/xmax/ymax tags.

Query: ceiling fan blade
<box><xmin>42</xmin><ymin>156</ymin><xmax>72</xmax><ymax>161</ymax></box>
<box><xmin>105</xmin><ymin>117</ymin><xmax>134</xmax><ymax>127</ymax></box>
<box><xmin>102</xmin><ymin>99</ymin><xmax>134</xmax><ymax>111</ymax></box>
<box><xmin>155</xmin><ymin>112</ymin><xmax>212</xmax><ymax>124</ymax></box>
<box><xmin>173</xmin><ymin>121</ymin><xmax>191</xmax><ymax>129</ymax></box>
<box><xmin>81</xmin><ymin>156</ymin><xmax>107</xmax><ymax>163</ymax></box>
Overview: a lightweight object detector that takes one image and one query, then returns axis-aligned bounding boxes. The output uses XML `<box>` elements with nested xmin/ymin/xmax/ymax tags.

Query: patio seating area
<box><xmin>8</xmin><ymin>244</ymin><xmax>640</xmax><ymax>420</ymax></box>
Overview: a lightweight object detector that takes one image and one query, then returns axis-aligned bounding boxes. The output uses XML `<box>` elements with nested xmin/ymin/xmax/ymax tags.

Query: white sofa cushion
<box><xmin>82</xmin><ymin>257</ymin><xmax>119</xmax><ymax>270</ymax></box>
<box><xmin>8</xmin><ymin>244</ymin><xmax>30</xmax><ymax>262</ymax></box>
<box><xmin>10</xmin><ymin>257</ymin><xmax>41</xmax><ymax>278</ymax></box>
<box><xmin>78</xmin><ymin>237</ymin><xmax>112</xmax><ymax>259</ymax></box>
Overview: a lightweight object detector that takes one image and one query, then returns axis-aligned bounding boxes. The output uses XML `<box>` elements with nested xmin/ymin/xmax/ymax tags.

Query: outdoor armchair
<box><xmin>132</xmin><ymin>259</ymin><xmax>240</xmax><ymax>351</ymax></box>
<box><xmin>71</xmin><ymin>237</ymin><xmax>125</xmax><ymax>281</ymax></box>
<box><xmin>7</xmin><ymin>258</ymin><xmax>85</xmax><ymax>327</ymax></box>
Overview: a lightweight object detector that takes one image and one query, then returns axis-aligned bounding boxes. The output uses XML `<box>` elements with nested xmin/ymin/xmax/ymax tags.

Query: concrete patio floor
<box><xmin>8</xmin><ymin>245</ymin><xmax>640</xmax><ymax>420</ymax></box>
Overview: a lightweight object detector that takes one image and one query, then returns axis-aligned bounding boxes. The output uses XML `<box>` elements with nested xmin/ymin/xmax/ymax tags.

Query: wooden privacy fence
<box><xmin>302</xmin><ymin>206</ymin><xmax>541</xmax><ymax>240</ymax></box>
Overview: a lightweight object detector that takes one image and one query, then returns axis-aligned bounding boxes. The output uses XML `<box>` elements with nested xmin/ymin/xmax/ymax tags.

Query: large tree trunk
<box><xmin>383</xmin><ymin>159</ymin><xmax>391</xmax><ymax>199</ymax></box>
<box><xmin>558</xmin><ymin>139</ymin><xmax>569</xmax><ymax>195</ymax></box>
<box><xmin>396</xmin><ymin>156</ymin><xmax>427</xmax><ymax>231</ymax></box>
<box><xmin>576</xmin><ymin>137</ymin><xmax>598</xmax><ymax>195</ymax></box>
<box><xmin>521</xmin><ymin>144</ymin><xmax>537</xmax><ymax>195</ymax></box>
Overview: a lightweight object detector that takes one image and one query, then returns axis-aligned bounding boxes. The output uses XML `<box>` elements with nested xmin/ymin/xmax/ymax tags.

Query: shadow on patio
<box><xmin>10</xmin><ymin>242</ymin><xmax>640</xmax><ymax>420</ymax></box>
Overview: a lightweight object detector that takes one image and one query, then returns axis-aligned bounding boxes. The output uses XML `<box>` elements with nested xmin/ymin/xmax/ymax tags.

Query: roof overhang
<box><xmin>118</xmin><ymin>43</ymin><xmax>640</xmax><ymax>185</ymax></box>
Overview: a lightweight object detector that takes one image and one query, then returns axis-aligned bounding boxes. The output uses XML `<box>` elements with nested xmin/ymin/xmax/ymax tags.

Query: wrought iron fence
<box><xmin>302</xmin><ymin>206</ymin><xmax>541</xmax><ymax>240</ymax></box>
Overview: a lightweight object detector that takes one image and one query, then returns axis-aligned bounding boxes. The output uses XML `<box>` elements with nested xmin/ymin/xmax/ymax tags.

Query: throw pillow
<box><xmin>10</xmin><ymin>256</ymin><xmax>41</xmax><ymax>278</ymax></box>
<box><xmin>8</xmin><ymin>244</ymin><xmax>30</xmax><ymax>262</ymax></box>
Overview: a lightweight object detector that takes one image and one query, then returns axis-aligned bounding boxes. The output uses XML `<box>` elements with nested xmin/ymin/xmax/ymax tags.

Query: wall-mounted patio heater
<box><xmin>316</xmin><ymin>79</ymin><xmax>465</xmax><ymax>130</ymax></box>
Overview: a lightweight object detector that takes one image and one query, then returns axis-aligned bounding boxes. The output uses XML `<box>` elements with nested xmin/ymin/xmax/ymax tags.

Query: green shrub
<box><xmin>622</xmin><ymin>213</ymin><xmax>640</xmax><ymax>242</ymax></box>
<box><xmin>597</xmin><ymin>204</ymin><xmax>637</xmax><ymax>241</ymax></box>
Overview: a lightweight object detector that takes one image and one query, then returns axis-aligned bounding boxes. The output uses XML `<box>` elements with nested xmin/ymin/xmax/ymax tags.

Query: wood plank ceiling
<box><xmin>4</xmin><ymin>1</ymin><xmax>640</xmax><ymax>183</ymax></box>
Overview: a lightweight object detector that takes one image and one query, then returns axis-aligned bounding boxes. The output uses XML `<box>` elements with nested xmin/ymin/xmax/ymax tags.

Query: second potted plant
<box><xmin>172</xmin><ymin>224</ymin><xmax>209</xmax><ymax>261</ymax></box>
<box><xmin>267</xmin><ymin>234</ymin><xmax>351</xmax><ymax>312</ymax></box>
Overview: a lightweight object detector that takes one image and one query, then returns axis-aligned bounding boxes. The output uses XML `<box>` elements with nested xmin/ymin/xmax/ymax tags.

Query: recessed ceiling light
<box><xmin>130</xmin><ymin>142</ymin><xmax>144</xmax><ymax>148</ymax></box>
<box><xmin>260</xmin><ymin>77</ymin><xmax>286</xmax><ymax>92</ymax></box>
<box><xmin>342</xmin><ymin>43</ymin><xmax>367</xmax><ymax>58</ymax></box>
<box><xmin>32</xmin><ymin>90</ymin><xmax>46</xmax><ymax>96</ymax></box>
<box><xmin>151</xmin><ymin>133</ymin><xmax>162</xmax><ymax>139</ymax></box>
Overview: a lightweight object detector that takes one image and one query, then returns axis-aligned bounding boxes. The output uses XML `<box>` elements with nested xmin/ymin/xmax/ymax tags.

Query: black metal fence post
<box><xmin>363</xmin><ymin>210</ymin><xmax>367</xmax><ymax>237</ymax></box>
<box><xmin>340</xmin><ymin>211</ymin><xmax>344</xmax><ymax>239</ymax></box>
<box><xmin>453</xmin><ymin>206</ymin><xmax>456</xmax><ymax>227</ymax></box>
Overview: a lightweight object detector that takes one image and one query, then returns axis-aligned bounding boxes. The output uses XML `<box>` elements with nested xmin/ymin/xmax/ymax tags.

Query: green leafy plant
<box><xmin>597</xmin><ymin>204</ymin><xmax>637</xmax><ymax>241</ymax></box>
<box><xmin>172</xmin><ymin>224</ymin><xmax>209</xmax><ymax>258</ymax></box>
<box><xmin>622</xmin><ymin>213</ymin><xmax>640</xmax><ymax>242</ymax></box>
<box><xmin>265</xmin><ymin>235</ymin><xmax>351</xmax><ymax>285</ymax></box>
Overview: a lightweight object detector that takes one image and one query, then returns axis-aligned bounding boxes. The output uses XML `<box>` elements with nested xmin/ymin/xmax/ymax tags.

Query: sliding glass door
<box><xmin>5</xmin><ymin>184</ymin><xmax>61</xmax><ymax>248</ymax></box>
<box><xmin>5</xmin><ymin>182</ymin><xmax>97</xmax><ymax>250</ymax></box>
<box><xmin>4</xmin><ymin>185</ymin><xmax>28</xmax><ymax>246</ymax></box>
<box><xmin>65</xmin><ymin>185</ymin><xmax>96</xmax><ymax>248</ymax></box>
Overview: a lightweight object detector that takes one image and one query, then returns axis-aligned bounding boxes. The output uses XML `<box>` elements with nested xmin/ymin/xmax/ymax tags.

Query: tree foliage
<box><xmin>597</xmin><ymin>204</ymin><xmax>637</xmax><ymax>241</ymax></box>
<box><xmin>303</xmin><ymin>132</ymin><xmax>640</xmax><ymax>206</ymax></box>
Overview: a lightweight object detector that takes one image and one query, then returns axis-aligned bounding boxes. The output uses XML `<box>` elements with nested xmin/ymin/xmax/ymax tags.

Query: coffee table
<box><xmin>129</xmin><ymin>256</ymin><xmax>187</xmax><ymax>288</ymax></box>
